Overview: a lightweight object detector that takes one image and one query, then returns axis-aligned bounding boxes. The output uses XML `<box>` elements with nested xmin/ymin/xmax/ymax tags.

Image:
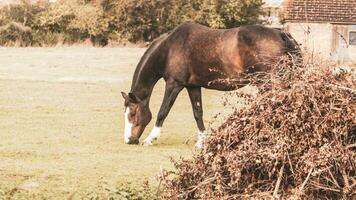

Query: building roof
<box><xmin>284</xmin><ymin>0</ymin><xmax>356</xmax><ymax>24</ymax></box>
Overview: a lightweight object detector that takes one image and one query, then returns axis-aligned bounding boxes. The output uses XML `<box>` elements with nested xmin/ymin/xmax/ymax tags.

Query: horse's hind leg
<box><xmin>187</xmin><ymin>87</ymin><xmax>206</xmax><ymax>149</ymax></box>
<box><xmin>142</xmin><ymin>80</ymin><xmax>183</xmax><ymax>146</ymax></box>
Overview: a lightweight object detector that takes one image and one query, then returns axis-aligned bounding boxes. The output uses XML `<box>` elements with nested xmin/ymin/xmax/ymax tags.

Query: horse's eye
<box><xmin>130</xmin><ymin>111</ymin><xmax>136</xmax><ymax>116</ymax></box>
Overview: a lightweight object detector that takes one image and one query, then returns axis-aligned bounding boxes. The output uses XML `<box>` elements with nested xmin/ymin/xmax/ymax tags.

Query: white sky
<box><xmin>264</xmin><ymin>0</ymin><xmax>284</xmax><ymax>7</ymax></box>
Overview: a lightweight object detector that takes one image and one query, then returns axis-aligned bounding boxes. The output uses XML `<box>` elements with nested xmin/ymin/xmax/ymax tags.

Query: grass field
<box><xmin>0</xmin><ymin>47</ymin><xmax>244</xmax><ymax>199</ymax></box>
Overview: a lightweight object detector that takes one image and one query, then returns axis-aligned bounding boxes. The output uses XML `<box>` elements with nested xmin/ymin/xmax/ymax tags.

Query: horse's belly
<box><xmin>187</xmin><ymin>68</ymin><xmax>246</xmax><ymax>91</ymax></box>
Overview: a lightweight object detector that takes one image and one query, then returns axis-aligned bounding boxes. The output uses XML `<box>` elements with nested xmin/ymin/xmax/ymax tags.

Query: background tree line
<box><xmin>0</xmin><ymin>0</ymin><xmax>264</xmax><ymax>46</ymax></box>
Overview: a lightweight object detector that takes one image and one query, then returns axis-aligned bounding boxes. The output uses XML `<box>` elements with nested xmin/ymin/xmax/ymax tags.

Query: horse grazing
<box><xmin>121</xmin><ymin>22</ymin><xmax>300</xmax><ymax>147</ymax></box>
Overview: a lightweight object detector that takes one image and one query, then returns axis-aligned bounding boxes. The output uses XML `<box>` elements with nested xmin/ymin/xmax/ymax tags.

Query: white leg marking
<box><xmin>124</xmin><ymin>107</ymin><xmax>133</xmax><ymax>143</ymax></box>
<box><xmin>143</xmin><ymin>126</ymin><xmax>161</xmax><ymax>146</ymax></box>
<box><xmin>195</xmin><ymin>130</ymin><xmax>206</xmax><ymax>149</ymax></box>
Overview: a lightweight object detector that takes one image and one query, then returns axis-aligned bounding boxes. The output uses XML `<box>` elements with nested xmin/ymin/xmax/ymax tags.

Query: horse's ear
<box><xmin>121</xmin><ymin>92</ymin><xmax>129</xmax><ymax>101</ymax></box>
<box><xmin>128</xmin><ymin>92</ymin><xmax>141</xmax><ymax>103</ymax></box>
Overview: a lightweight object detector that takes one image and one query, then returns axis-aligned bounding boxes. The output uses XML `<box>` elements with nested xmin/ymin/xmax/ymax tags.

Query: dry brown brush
<box><xmin>162</xmin><ymin>57</ymin><xmax>355</xmax><ymax>199</ymax></box>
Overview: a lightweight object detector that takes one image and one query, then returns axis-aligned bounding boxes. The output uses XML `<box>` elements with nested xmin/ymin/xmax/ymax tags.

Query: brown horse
<box><xmin>121</xmin><ymin>22</ymin><xmax>300</xmax><ymax>147</ymax></box>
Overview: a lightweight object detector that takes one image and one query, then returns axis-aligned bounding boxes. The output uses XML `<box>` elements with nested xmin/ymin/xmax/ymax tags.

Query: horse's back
<box><xmin>161</xmin><ymin>22</ymin><xmax>299</xmax><ymax>89</ymax></box>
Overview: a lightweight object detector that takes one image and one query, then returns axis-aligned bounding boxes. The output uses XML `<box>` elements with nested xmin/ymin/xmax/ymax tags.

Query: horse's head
<box><xmin>121</xmin><ymin>92</ymin><xmax>152</xmax><ymax>144</ymax></box>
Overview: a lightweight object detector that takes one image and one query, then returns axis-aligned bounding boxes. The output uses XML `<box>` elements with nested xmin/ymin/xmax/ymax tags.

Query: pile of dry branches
<box><xmin>162</xmin><ymin>58</ymin><xmax>355</xmax><ymax>199</ymax></box>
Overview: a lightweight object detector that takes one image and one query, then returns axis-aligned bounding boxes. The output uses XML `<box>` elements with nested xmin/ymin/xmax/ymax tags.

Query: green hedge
<box><xmin>0</xmin><ymin>0</ymin><xmax>264</xmax><ymax>46</ymax></box>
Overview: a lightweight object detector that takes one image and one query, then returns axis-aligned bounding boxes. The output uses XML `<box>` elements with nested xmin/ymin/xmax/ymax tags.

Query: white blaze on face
<box><xmin>124</xmin><ymin>107</ymin><xmax>133</xmax><ymax>143</ymax></box>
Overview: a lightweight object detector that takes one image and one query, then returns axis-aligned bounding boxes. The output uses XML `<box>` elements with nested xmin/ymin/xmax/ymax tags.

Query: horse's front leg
<box><xmin>142</xmin><ymin>80</ymin><xmax>183</xmax><ymax>145</ymax></box>
<box><xmin>187</xmin><ymin>87</ymin><xmax>206</xmax><ymax>149</ymax></box>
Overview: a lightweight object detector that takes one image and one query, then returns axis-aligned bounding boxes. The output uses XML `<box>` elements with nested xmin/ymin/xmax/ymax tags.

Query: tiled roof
<box><xmin>284</xmin><ymin>0</ymin><xmax>356</xmax><ymax>23</ymax></box>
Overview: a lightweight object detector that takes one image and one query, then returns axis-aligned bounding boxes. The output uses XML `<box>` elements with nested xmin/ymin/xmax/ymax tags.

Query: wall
<box><xmin>285</xmin><ymin>22</ymin><xmax>356</xmax><ymax>65</ymax></box>
<box><xmin>347</xmin><ymin>25</ymin><xmax>356</xmax><ymax>64</ymax></box>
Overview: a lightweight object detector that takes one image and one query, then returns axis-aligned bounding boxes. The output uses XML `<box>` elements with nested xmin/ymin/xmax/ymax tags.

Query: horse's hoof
<box><xmin>142</xmin><ymin>139</ymin><xmax>153</xmax><ymax>146</ymax></box>
<box><xmin>195</xmin><ymin>142</ymin><xmax>203</xmax><ymax>150</ymax></box>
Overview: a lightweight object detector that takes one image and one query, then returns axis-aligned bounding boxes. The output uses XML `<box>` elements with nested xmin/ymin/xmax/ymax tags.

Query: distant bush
<box><xmin>34</xmin><ymin>0</ymin><xmax>109</xmax><ymax>46</ymax></box>
<box><xmin>111</xmin><ymin>0</ymin><xmax>264</xmax><ymax>42</ymax></box>
<box><xmin>0</xmin><ymin>0</ymin><xmax>47</xmax><ymax>46</ymax></box>
<box><xmin>0</xmin><ymin>0</ymin><xmax>264</xmax><ymax>46</ymax></box>
<box><xmin>180</xmin><ymin>0</ymin><xmax>264</xmax><ymax>29</ymax></box>
<box><xmin>113</xmin><ymin>0</ymin><xmax>173</xmax><ymax>42</ymax></box>
<box><xmin>0</xmin><ymin>22</ymin><xmax>33</xmax><ymax>46</ymax></box>
<box><xmin>0</xmin><ymin>0</ymin><xmax>47</xmax><ymax>27</ymax></box>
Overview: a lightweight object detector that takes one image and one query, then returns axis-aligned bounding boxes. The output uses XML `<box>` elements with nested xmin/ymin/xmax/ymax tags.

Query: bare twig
<box><xmin>328</xmin><ymin>84</ymin><xmax>356</xmax><ymax>93</ymax></box>
<box><xmin>299</xmin><ymin>167</ymin><xmax>313</xmax><ymax>192</ymax></box>
<box><xmin>310</xmin><ymin>181</ymin><xmax>342</xmax><ymax>193</ymax></box>
<box><xmin>182</xmin><ymin>177</ymin><xmax>216</xmax><ymax>197</ymax></box>
<box><xmin>273</xmin><ymin>162</ymin><xmax>285</xmax><ymax>198</ymax></box>
<box><xmin>341</xmin><ymin>169</ymin><xmax>350</xmax><ymax>192</ymax></box>
<box><xmin>156</xmin><ymin>166</ymin><xmax>164</xmax><ymax>197</ymax></box>
<box><xmin>287</xmin><ymin>152</ymin><xmax>294</xmax><ymax>174</ymax></box>
<box><xmin>327</xmin><ymin>168</ymin><xmax>341</xmax><ymax>189</ymax></box>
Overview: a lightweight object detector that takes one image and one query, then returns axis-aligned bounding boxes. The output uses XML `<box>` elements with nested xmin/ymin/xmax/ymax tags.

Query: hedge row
<box><xmin>0</xmin><ymin>0</ymin><xmax>264</xmax><ymax>46</ymax></box>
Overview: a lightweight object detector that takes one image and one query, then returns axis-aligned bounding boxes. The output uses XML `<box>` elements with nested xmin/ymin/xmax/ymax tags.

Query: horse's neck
<box><xmin>130</xmin><ymin>34</ymin><xmax>168</xmax><ymax>103</ymax></box>
<box><xmin>130</xmin><ymin>51</ymin><xmax>162</xmax><ymax>103</ymax></box>
<box><xmin>130</xmin><ymin>72</ymin><xmax>160</xmax><ymax>104</ymax></box>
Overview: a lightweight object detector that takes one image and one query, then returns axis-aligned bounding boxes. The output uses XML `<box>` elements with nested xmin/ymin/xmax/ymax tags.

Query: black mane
<box><xmin>130</xmin><ymin>32</ymin><xmax>171</xmax><ymax>92</ymax></box>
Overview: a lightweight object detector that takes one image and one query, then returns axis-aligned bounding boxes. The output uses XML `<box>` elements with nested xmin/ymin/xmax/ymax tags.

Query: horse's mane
<box><xmin>130</xmin><ymin>31</ymin><xmax>171</xmax><ymax>91</ymax></box>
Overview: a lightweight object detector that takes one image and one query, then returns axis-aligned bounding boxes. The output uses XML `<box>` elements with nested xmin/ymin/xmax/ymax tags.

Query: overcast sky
<box><xmin>264</xmin><ymin>0</ymin><xmax>284</xmax><ymax>7</ymax></box>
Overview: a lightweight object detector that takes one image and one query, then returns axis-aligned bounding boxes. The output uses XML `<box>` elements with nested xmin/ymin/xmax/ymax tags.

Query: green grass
<box><xmin>0</xmin><ymin>47</ymin><xmax>245</xmax><ymax>199</ymax></box>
